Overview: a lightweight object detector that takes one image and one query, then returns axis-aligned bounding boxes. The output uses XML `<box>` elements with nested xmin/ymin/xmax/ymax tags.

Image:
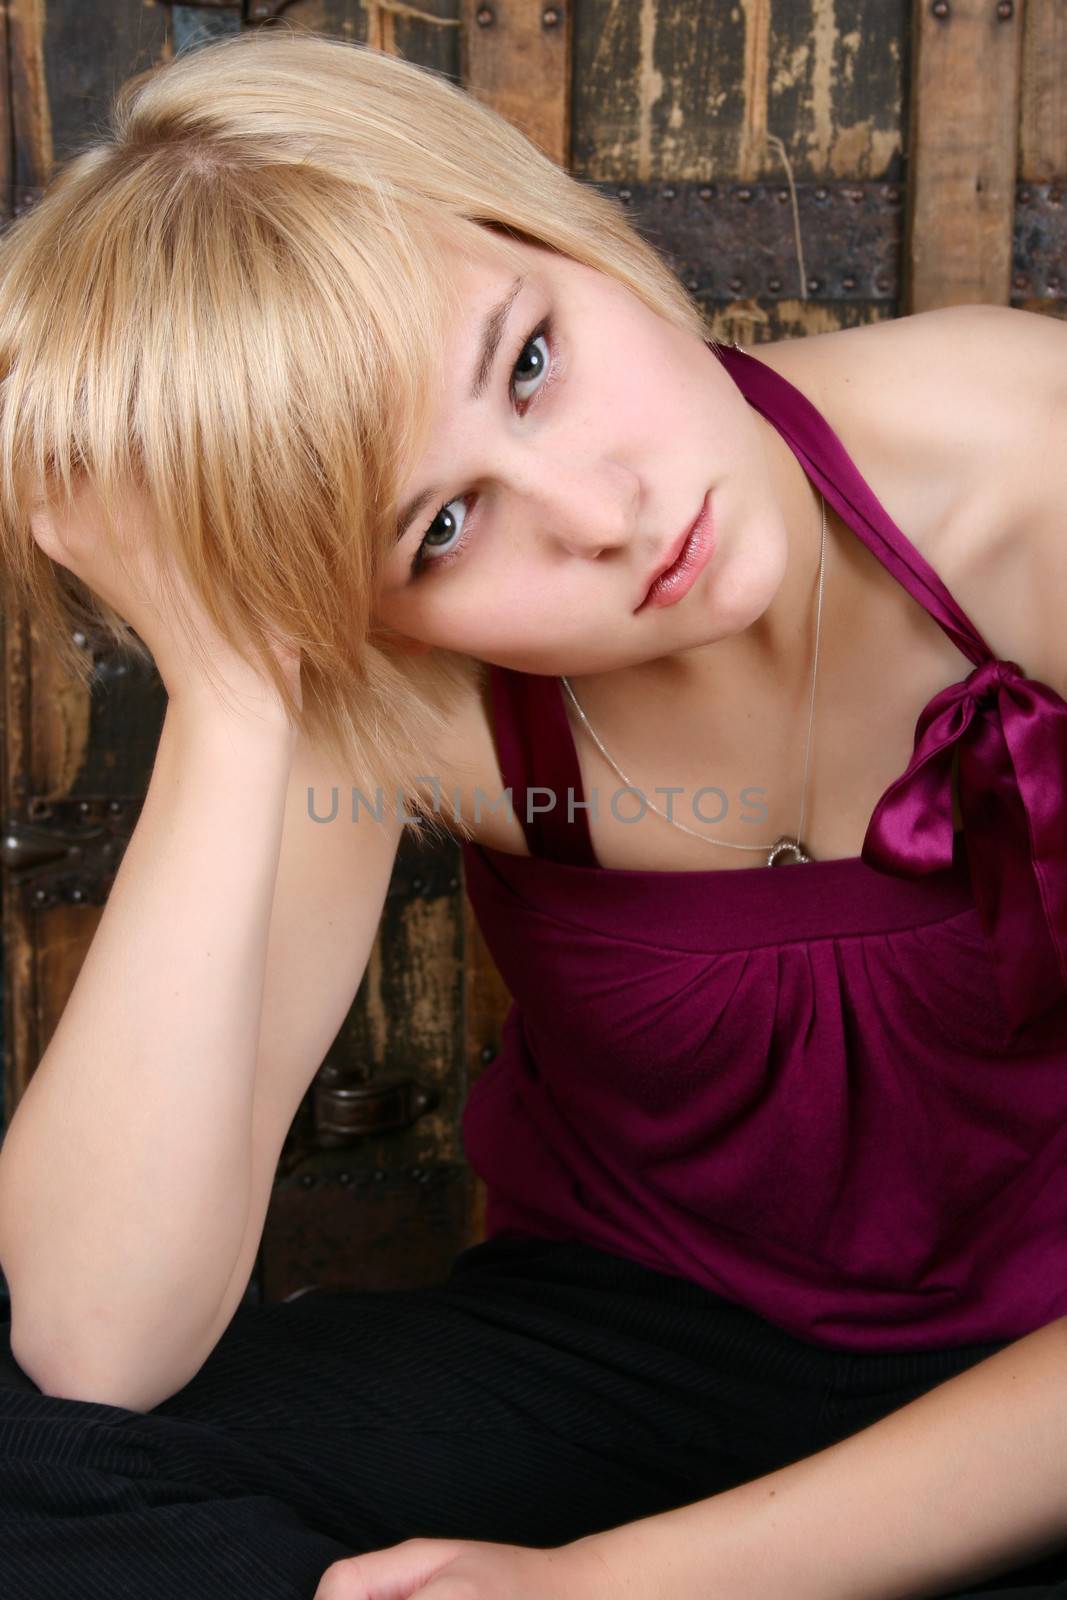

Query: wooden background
<box><xmin>1</xmin><ymin>0</ymin><xmax>1063</xmax><ymax>1310</ymax></box>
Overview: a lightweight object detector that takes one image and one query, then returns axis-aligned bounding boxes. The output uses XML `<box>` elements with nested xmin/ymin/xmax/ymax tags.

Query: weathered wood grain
<box><xmin>572</xmin><ymin>1</ymin><xmax>905</xmax><ymax>185</ymax></box>
<box><xmin>459</xmin><ymin>0</ymin><xmax>571</xmax><ymax>165</ymax></box>
<box><xmin>1020</xmin><ymin>0</ymin><xmax>1067</xmax><ymax>180</ymax></box>
<box><xmin>906</xmin><ymin>0</ymin><xmax>1022</xmax><ymax>310</ymax></box>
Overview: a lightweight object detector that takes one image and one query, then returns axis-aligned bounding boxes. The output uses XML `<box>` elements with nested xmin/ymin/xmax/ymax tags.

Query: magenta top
<box><xmin>459</xmin><ymin>342</ymin><xmax>1067</xmax><ymax>1352</ymax></box>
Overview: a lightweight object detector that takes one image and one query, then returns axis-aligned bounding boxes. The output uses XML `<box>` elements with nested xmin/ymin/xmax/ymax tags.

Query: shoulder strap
<box><xmin>712</xmin><ymin>342</ymin><xmax>995</xmax><ymax>667</ymax></box>
<box><xmin>488</xmin><ymin>665</ymin><xmax>598</xmax><ymax>867</ymax></box>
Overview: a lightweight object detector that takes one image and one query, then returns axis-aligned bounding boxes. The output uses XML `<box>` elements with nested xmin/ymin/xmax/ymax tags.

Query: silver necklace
<box><xmin>560</xmin><ymin>493</ymin><xmax>827</xmax><ymax>867</ymax></box>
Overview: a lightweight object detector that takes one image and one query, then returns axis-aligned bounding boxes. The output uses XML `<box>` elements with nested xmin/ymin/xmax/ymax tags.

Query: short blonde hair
<box><xmin>0</xmin><ymin>28</ymin><xmax>707</xmax><ymax>817</ymax></box>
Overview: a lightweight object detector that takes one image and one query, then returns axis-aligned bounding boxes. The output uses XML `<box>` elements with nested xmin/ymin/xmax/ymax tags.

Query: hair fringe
<box><xmin>0</xmin><ymin>28</ymin><xmax>708</xmax><ymax>814</ymax></box>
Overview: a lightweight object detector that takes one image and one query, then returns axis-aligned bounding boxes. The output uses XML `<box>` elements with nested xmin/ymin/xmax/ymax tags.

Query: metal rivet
<box><xmin>735</xmin><ymin>187</ymin><xmax>753</xmax><ymax>203</ymax></box>
<box><xmin>1017</xmin><ymin>186</ymin><xmax>1032</xmax><ymax>203</ymax></box>
<box><xmin>776</xmin><ymin>189</ymin><xmax>790</xmax><ymax>203</ymax></box>
<box><xmin>875</xmin><ymin>274</ymin><xmax>891</xmax><ymax>293</ymax></box>
<box><xmin>807</xmin><ymin>277</ymin><xmax>822</xmax><ymax>293</ymax></box>
<box><xmin>373</xmin><ymin>1169</ymin><xmax>386</xmax><ymax>1183</ymax></box>
<box><xmin>480</xmin><ymin>1044</ymin><xmax>497</xmax><ymax>1063</ymax></box>
<box><xmin>768</xmin><ymin>276</ymin><xmax>782</xmax><ymax>292</ymax></box>
<box><xmin>884</xmin><ymin>186</ymin><xmax>900</xmax><ymax>203</ymax></box>
<box><xmin>997</xmin><ymin>0</ymin><xmax>1013</xmax><ymax>18</ymax></box>
<box><xmin>1049</xmin><ymin>190</ymin><xmax>1063</xmax><ymax>206</ymax></box>
<box><xmin>931</xmin><ymin>0</ymin><xmax>949</xmax><ymax>17</ymax></box>
<box><xmin>728</xmin><ymin>276</ymin><xmax>743</xmax><ymax>292</ymax></box>
<box><xmin>299</xmin><ymin>1173</ymin><xmax>316</xmax><ymax>1188</ymax></box>
<box><xmin>338</xmin><ymin>1171</ymin><xmax>353</xmax><ymax>1186</ymax></box>
<box><xmin>662</xmin><ymin>184</ymin><xmax>676</xmax><ymax>200</ymax></box>
<box><xmin>698</xmin><ymin>186</ymin><xmax>713</xmax><ymax>201</ymax></box>
<box><xmin>814</xmin><ymin>186</ymin><xmax>829</xmax><ymax>202</ymax></box>
<box><xmin>842</xmin><ymin>275</ymin><xmax>856</xmax><ymax>291</ymax></box>
<box><xmin>72</xmin><ymin>629</ymin><xmax>87</xmax><ymax>648</ymax></box>
<box><xmin>542</xmin><ymin>5</ymin><xmax>561</xmax><ymax>25</ymax></box>
<box><xmin>476</xmin><ymin>5</ymin><xmax>494</xmax><ymax>25</ymax></box>
<box><xmin>1048</xmin><ymin>276</ymin><xmax>1061</xmax><ymax>292</ymax></box>
<box><xmin>686</xmin><ymin>276</ymin><xmax>700</xmax><ymax>291</ymax></box>
<box><xmin>617</xmin><ymin>186</ymin><xmax>632</xmax><ymax>202</ymax></box>
<box><xmin>70</xmin><ymin>888</ymin><xmax>84</xmax><ymax>903</ymax></box>
<box><xmin>411</xmin><ymin>876</ymin><xmax>423</xmax><ymax>891</ymax></box>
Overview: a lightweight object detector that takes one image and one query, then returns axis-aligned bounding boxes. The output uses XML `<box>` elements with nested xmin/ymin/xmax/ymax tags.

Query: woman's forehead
<box><xmin>445</xmin><ymin>226</ymin><xmax>559</xmax><ymax>299</ymax></box>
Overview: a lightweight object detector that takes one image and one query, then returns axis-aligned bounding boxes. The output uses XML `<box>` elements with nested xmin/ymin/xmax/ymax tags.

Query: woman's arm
<box><xmin>0</xmin><ymin>691</ymin><xmax>298</xmax><ymax>1408</ymax></box>
<box><xmin>576</xmin><ymin>1312</ymin><xmax>1067</xmax><ymax>1600</ymax></box>
<box><xmin>0</xmin><ymin>483</ymin><xmax>350</xmax><ymax>1412</ymax></box>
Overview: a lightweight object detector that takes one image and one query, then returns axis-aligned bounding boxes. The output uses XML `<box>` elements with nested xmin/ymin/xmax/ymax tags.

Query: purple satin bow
<box><xmin>863</xmin><ymin>657</ymin><xmax>1067</xmax><ymax>1034</ymax></box>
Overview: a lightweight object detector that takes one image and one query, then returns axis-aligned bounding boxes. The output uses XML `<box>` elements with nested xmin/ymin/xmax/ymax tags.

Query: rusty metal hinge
<box><xmin>1</xmin><ymin>797</ymin><xmax>142</xmax><ymax>906</ymax></box>
<box><xmin>313</xmin><ymin>1064</ymin><xmax>438</xmax><ymax>1145</ymax></box>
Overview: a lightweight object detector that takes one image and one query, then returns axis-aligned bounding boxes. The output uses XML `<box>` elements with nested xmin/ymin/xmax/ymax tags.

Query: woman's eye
<box><xmin>418</xmin><ymin>496</ymin><xmax>469</xmax><ymax>565</ymax></box>
<box><xmin>509</xmin><ymin>326</ymin><xmax>550</xmax><ymax>406</ymax></box>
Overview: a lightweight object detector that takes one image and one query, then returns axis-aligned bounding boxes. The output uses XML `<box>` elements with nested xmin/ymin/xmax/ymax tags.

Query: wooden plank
<box><xmin>267</xmin><ymin>0</ymin><xmax>462</xmax><ymax>79</ymax></box>
<box><xmin>364</xmin><ymin>0</ymin><xmax>461</xmax><ymax>74</ymax></box>
<box><xmin>1020</xmin><ymin>0</ymin><xmax>1067</xmax><ymax>180</ymax></box>
<box><xmin>572</xmin><ymin>1</ymin><xmax>905</xmax><ymax>185</ymax></box>
<box><xmin>460</xmin><ymin>0</ymin><xmax>571</xmax><ymax>165</ymax></box>
<box><xmin>38</xmin><ymin>1</ymin><xmax>165</xmax><ymax>168</ymax></box>
<box><xmin>906</xmin><ymin>0</ymin><xmax>1023</xmax><ymax>310</ymax></box>
<box><xmin>8</xmin><ymin>0</ymin><xmax>54</xmax><ymax>208</ymax></box>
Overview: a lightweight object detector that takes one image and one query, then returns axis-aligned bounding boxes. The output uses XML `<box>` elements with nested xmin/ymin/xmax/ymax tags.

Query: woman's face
<box><xmin>375</xmin><ymin>233</ymin><xmax>790</xmax><ymax>677</ymax></box>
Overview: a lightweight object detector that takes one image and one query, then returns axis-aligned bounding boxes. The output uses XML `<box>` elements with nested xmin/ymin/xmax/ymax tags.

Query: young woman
<box><xmin>0</xmin><ymin>28</ymin><xmax>1065</xmax><ymax>1600</ymax></box>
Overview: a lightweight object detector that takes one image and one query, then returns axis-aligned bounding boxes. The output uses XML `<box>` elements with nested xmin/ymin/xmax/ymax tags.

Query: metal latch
<box><xmin>313</xmin><ymin>1066</ymin><xmax>439</xmax><ymax>1145</ymax></box>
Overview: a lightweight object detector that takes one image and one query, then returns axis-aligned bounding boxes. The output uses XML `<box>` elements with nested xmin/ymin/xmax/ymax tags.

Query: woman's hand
<box><xmin>30</xmin><ymin>479</ymin><xmax>301</xmax><ymax>725</ymax></box>
<box><xmin>314</xmin><ymin>1535</ymin><xmax>622</xmax><ymax>1600</ymax></box>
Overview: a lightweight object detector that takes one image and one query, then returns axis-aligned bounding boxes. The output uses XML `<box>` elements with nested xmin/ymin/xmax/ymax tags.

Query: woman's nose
<box><xmin>526</xmin><ymin>464</ymin><xmax>638</xmax><ymax>559</ymax></box>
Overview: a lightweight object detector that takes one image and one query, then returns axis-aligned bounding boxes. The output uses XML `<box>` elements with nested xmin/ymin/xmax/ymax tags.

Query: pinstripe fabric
<box><xmin>0</xmin><ymin>1237</ymin><xmax>1064</xmax><ymax>1599</ymax></box>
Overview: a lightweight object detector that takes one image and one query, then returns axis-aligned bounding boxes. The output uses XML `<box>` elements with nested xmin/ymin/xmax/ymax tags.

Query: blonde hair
<box><xmin>0</xmin><ymin>28</ymin><xmax>707</xmax><ymax>825</ymax></box>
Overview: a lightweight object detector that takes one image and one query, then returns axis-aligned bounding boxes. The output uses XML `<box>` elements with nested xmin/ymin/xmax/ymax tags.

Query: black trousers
<box><xmin>1</xmin><ymin>1236</ymin><xmax>1065</xmax><ymax>1600</ymax></box>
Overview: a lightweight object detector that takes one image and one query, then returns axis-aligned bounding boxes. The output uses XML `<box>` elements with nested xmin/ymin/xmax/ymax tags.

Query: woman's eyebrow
<box><xmin>394</xmin><ymin>273</ymin><xmax>527</xmax><ymax>546</ymax></box>
<box><xmin>470</xmin><ymin>274</ymin><xmax>526</xmax><ymax>401</ymax></box>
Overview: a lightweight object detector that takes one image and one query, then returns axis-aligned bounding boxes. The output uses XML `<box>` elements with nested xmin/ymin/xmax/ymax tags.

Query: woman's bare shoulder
<box><xmin>752</xmin><ymin>307</ymin><xmax>1067</xmax><ymax>694</ymax></box>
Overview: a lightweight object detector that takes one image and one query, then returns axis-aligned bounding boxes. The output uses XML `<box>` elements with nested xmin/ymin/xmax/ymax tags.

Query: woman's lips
<box><xmin>637</xmin><ymin>493</ymin><xmax>715</xmax><ymax>611</ymax></box>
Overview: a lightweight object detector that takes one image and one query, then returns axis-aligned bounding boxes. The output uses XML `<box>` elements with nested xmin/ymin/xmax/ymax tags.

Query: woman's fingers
<box><xmin>315</xmin><ymin>1537</ymin><xmax>468</xmax><ymax>1599</ymax></box>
